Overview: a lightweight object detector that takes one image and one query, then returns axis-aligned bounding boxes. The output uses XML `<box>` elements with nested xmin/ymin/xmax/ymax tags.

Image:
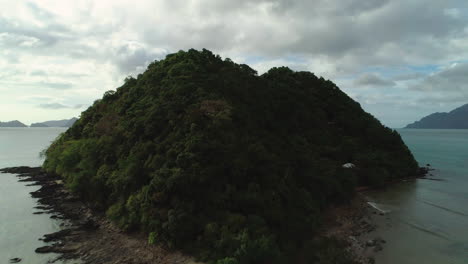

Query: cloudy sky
<box><xmin>1</xmin><ymin>0</ymin><xmax>468</xmax><ymax>127</ymax></box>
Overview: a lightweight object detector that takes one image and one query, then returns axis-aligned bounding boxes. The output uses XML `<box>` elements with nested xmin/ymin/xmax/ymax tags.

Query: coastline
<box><xmin>323</xmin><ymin>167</ymin><xmax>431</xmax><ymax>264</ymax></box>
<box><xmin>322</xmin><ymin>193</ymin><xmax>387</xmax><ymax>264</ymax></box>
<box><xmin>0</xmin><ymin>167</ymin><xmax>197</xmax><ymax>264</ymax></box>
<box><xmin>0</xmin><ymin>166</ymin><xmax>428</xmax><ymax>264</ymax></box>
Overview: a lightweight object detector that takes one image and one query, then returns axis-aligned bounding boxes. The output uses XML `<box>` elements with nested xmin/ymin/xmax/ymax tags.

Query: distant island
<box><xmin>0</xmin><ymin>120</ymin><xmax>27</xmax><ymax>127</ymax></box>
<box><xmin>405</xmin><ymin>104</ymin><xmax>468</xmax><ymax>129</ymax></box>
<box><xmin>31</xmin><ymin>118</ymin><xmax>78</xmax><ymax>128</ymax></box>
<box><xmin>0</xmin><ymin>118</ymin><xmax>77</xmax><ymax>128</ymax></box>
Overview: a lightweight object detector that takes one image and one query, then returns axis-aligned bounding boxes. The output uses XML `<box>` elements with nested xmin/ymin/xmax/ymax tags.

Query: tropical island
<box><xmin>405</xmin><ymin>104</ymin><xmax>468</xmax><ymax>129</ymax></box>
<box><xmin>4</xmin><ymin>49</ymin><xmax>422</xmax><ymax>264</ymax></box>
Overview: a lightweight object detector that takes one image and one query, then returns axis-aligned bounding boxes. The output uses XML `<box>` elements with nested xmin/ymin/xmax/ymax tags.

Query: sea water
<box><xmin>1</xmin><ymin>128</ymin><xmax>467</xmax><ymax>263</ymax></box>
<box><xmin>0</xmin><ymin>128</ymin><xmax>67</xmax><ymax>263</ymax></box>
<box><xmin>367</xmin><ymin>129</ymin><xmax>468</xmax><ymax>264</ymax></box>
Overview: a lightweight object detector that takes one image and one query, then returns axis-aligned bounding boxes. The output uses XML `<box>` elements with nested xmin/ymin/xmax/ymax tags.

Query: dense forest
<box><xmin>43</xmin><ymin>49</ymin><xmax>419</xmax><ymax>264</ymax></box>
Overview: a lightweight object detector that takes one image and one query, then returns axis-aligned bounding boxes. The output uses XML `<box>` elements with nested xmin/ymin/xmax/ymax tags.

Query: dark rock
<box><xmin>42</xmin><ymin>229</ymin><xmax>73</xmax><ymax>243</ymax></box>
<box><xmin>0</xmin><ymin>166</ymin><xmax>40</xmax><ymax>174</ymax></box>
<box><xmin>35</xmin><ymin>246</ymin><xmax>54</xmax><ymax>254</ymax></box>
<box><xmin>35</xmin><ymin>245</ymin><xmax>75</xmax><ymax>254</ymax></box>
<box><xmin>80</xmin><ymin>219</ymin><xmax>99</xmax><ymax>230</ymax></box>
<box><xmin>34</xmin><ymin>206</ymin><xmax>52</xmax><ymax>210</ymax></box>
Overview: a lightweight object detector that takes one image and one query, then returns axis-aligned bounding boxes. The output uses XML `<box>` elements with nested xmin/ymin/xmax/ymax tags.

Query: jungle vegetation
<box><xmin>43</xmin><ymin>49</ymin><xmax>419</xmax><ymax>264</ymax></box>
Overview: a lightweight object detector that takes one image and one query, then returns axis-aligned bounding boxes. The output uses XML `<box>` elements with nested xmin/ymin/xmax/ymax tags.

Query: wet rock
<box><xmin>80</xmin><ymin>219</ymin><xmax>99</xmax><ymax>230</ymax></box>
<box><xmin>35</xmin><ymin>245</ymin><xmax>75</xmax><ymax>254</ymax></box>
<box><xmin>42</xmin><ymin>229</ymin><xmax>73</xmax><ymax>242</ymax></box>
<box><xmin>34</xmin><ymin>205</ymin><xmax>52</xmax><ymax>210</ymax></box>
<box><xmin>35</xmin><ymin>246</ymin><xmax>55</xmax><ymax>254</ymax></box>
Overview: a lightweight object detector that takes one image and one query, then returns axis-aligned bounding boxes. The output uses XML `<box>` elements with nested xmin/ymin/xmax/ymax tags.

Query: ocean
<box><xmin>367</xmin><ymin>129</ymin><xmax>468</xmax><ymax>264</ymax></box>
<box><xmin>0</xmin><ymin>128</ymin><xmax>68</xmax><ymax>263</ymax></box>
<box><xmin>0</xmin><ymin>128</ymin><xmax>467</xmax><ymax>263</ymax></box>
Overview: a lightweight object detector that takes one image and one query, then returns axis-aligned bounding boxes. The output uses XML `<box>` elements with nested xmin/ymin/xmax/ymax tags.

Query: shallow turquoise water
<box><xmin>368</xmin><ymin>129</ymin><xmax>468</xmax><ymax>264</ymax></box>
<box><xmin>0</xmin><ymin>128</ymin><xmax>68</xmax><ymax>263</ymax></box>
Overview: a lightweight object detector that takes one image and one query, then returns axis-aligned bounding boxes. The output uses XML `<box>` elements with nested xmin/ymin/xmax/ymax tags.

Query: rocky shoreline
<box><xmin>322</xmin><ymin>193</ymin><xmax>390</xmax><ymax>264</ymax></box>
<box><xmin>324</xmin><ymin>166</ymin><xmax>431</xmax><ymax>264</ymax></box>
<box><xmin>1</xmin><ymin>166</ymin><xmax>429</xmax><ymax>264</ymax></box>
<box><xmin>0</xmin><ymin>166</ymin><xmax>196</xmax><ymax>264</ymax></box>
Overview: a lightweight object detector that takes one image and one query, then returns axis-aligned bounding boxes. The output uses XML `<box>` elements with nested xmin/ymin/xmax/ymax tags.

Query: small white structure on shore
<box><xmin>342</xmin><ymin>163</ymin><xmax>356</xmax><ymax>169</ymax></box>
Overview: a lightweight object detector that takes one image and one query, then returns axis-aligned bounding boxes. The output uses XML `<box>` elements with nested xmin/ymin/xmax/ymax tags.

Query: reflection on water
<box><xmin>366</xmin><ymin>129</ymin><xmax>468</xmax><ymax>264</ymax></box>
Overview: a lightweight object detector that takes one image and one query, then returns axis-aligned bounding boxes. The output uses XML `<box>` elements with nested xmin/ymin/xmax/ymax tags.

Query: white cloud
<box><xmin>0</xmin><ymin>0</ymin><xmax>468</xmax><ymax>127</ymax></box>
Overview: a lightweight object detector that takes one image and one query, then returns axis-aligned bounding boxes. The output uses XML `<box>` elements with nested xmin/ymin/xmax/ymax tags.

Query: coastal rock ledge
<box><xmin>0</xmin><ymin>166</ymin><xmax>197</xmax><ymax>264</ymax></box>
<box><xmin>0</xmin><ymin>165</ymin><xmax>408</xmax><ymax>264</ymax></box>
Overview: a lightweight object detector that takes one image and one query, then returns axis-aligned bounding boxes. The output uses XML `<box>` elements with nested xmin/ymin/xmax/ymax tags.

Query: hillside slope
<box><xmin>405</xmin><ymin>104</ymin><xmax>468</xmax><ymax>129</ymax></box>
<box><xmin>0</xmin><ymin>120</ymin><xmax>27</xmax><ymax>127</ymax></box>
<box><xmin>44</xmin><ymin>49</ymin><xmax>419</xmax><ymax>264</ymax></box>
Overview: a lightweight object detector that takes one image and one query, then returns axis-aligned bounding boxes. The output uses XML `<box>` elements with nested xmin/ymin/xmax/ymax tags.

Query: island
<box><xmin>32</xmin><ymin>49</ymin><xmax>419</xmax><ymax>264</ymax></box>
<box><xmin>30</xmin><ymin>118</ymin><xmax>78</xmax><ymax>128</ymax></box>
<box><xmin>0</xmin><ymin>120</ymin><xmax>27</xmax><ymax>127</ymax></box>
<box><xmin>405</xmin><ymin>104</ymin><xmax>468</xmax><ymax>129</ymax></box>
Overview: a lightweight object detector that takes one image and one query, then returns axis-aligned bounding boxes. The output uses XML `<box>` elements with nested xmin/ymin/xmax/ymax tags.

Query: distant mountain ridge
<box><xmin>31</xmin><ymin>118</ymin><xmax>78</xmax><ymax>128</ymax></box>
<box><xmin>0</xmin><ymin>120</ymin><xmax>27</xmax><ymax>127</ymax></box>
<box><xmin>0</xmin><ymin>118</ymin><xmax>77</xmax><ymax>127</ymax></box>
<box><xmin>405</xmin><ymin>104</ymin><xmax>468</xmax><ymax>129</ymax></box>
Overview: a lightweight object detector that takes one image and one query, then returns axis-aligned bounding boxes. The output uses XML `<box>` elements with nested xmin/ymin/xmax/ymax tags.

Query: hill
<box><xmin>405</xmin><ymin>104</ymin><xmax>468</xmax><ymax>129</ymax></box>
<box><xmin>31</xmin><ymin>118</ymin><xmax>78</xmax><ymax>127</ymax></box>
<box><xmin>0</xmin><ymin>120</ymin><xmax>27</xmax><ymax>127</ymax></box>
<box><xmin>43</xmin><ymin>49</ymin><xmax>419</xmax><ymax>264</ymax></box>
<box><xmin>30</xmin><ymin>123</ymin><xmax>49</xmax><ymax>127</ymax></box>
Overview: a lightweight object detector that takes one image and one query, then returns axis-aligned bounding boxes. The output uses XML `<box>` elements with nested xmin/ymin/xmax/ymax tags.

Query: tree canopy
<box><xmin>43</xmin><ymin>49</ymin><xmax>419</xmax><ymax>264</ymax></box>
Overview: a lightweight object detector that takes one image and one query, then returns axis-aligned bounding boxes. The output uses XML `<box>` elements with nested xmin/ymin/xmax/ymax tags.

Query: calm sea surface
<box><xmin>0</xmin><ymin>128</ymin><xmax>67</xmax><ymax>263</ymax></box>
<box><xmin>367</xmin><ymin>129</ymin><xmax>468</xmax><ymax>264</ymax></box>
<box><xmin>0</xmin><ymin>128</ymin><xmax>467</xmax><ymax>263</ymax></box>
